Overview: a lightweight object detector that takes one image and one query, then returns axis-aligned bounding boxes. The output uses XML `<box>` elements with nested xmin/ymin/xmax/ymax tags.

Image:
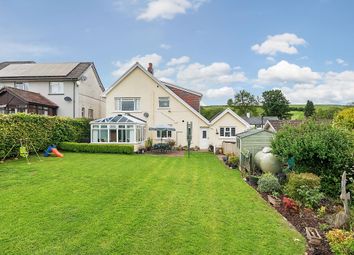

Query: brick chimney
<box><xmin>147</xmin><ymin>63</ymin><xmax>154</xmax><ymax>75</ymax></box>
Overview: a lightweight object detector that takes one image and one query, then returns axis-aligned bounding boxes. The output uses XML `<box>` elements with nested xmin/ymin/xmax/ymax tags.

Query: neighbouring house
<box><xmin>235</xmin><ymin>129</ymin><xmax>274</xmax><ymax>172</ymax></box>
<box><xmin>241</xmin><ymin>114</ymin><xmax>279</xmax><ymax>129</ymax></box>
<box><xmin>91</xmin><ymin>62</ymin><xmax>251</xmax><ymax>150</ymax></box>
<box><xmin>264</xmin><ymin>119</ymin><xmax>303</xmax><ymax>133</ymax></box>
<box><xmin>0</xmin><ymin>61</ymin><xmax>105</xmax><ymax>118</ymax></box>
<box><xmin>0</xmin><ymin>87</ymin><xmax>58</xmax><ymax>115</ymax></box>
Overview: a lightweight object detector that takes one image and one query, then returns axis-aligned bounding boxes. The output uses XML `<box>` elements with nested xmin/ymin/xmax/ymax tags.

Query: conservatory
<box><xmin>90</xmin><ymin>114</ymin><xmax>146</xmax><ymax>144</ymax></box>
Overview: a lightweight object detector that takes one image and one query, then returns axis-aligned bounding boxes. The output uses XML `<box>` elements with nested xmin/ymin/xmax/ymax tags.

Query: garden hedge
<box><xmin>59</xmin><ymin>142</ymin><xmax>134</xmax><ymax>154</ymax></box>
<box><xmin>0</xmin><ymin>113</ymin><xmax>90</xmax><ymax>158</ymax></box>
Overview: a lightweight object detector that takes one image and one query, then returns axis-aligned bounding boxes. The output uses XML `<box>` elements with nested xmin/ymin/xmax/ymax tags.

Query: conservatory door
<box><xmin>199</xmin><ymin>128</ymin><xmax>209</xmax><ymax>150</ymax></box>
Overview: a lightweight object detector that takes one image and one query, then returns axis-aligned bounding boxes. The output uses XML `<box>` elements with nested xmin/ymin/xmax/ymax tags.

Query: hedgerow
<box><xmin>59</xmin><ymin>142</ymin><xmax>134</xmax><ymax>154</ymax></box>
<box><xmin>0</xmin><ymin>113</ymin><xmax>90</xmax><ymax>158</ymax></box>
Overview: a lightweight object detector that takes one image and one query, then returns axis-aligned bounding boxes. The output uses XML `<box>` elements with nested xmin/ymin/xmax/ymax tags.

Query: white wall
<box><xmin>78</xmin><ymin>66</ymin><xmax>106</xmax><ymax>119</ymax></box>
<box><xmin>105</xmin><ymin>67</ymin><xmax>208</xmax><ymax>147</ymax></box>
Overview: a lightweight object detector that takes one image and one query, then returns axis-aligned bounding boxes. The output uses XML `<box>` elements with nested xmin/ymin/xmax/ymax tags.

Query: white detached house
<box><xmin>90</xmin><ymin>62</ymin><xmax>251</xmax><ymax>151</ymax></box>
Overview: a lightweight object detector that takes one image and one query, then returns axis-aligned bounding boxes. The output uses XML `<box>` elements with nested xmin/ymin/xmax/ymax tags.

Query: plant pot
<box><xmin>222</xmin><ymin>156</ymin><xmax>227</xmax><ymax>162</ymax></box>
<box><xmin>267</xmin><ymin>195</ymin><xmax>281</xmax><ymax>207</ymax></box>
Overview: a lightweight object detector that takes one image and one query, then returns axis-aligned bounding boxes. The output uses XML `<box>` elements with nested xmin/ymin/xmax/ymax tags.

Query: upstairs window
<box><xmin>115</xmin><ymin>97</ymin><xmax>140</xmax><ymax>111</ymax></box>
<box><xmin>15</xmin><ymin>82</ymin><xmax>29</xmax><ymax>91</ymax></box>
<box><xmin>158</xmin><ymin>97</ymin><xmax>170</xmax><ymax>108</ymax></box>
<box><xmin>49</xmin><ymin>82</ymin><xmax>64</xmax><ymax>94</ymax></box>
<box><xmin>88</xmin><ymin>109</ymin><xmax>93</xmax><ymax>119</ymax></box>
<box><xmin>219</xmin><ymin>127</ymin><xmax>236</xmax><ymax>137</ymax></box>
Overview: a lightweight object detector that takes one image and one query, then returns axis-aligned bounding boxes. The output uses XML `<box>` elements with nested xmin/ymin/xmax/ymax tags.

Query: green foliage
<box><xmin>272</xmin><ymin>121</ymin><xmax>354</xmax><ymax>197</ymax></box>
<box><xmin>315</xmin><ymin>106</ymin><xmax>344</xmax><ymax>120</ymax></box>
<box><xmin>228</xmin><ymin>155</ymin><xmax>239</xmax><ymax>166</ymax></box>
<box><xmin>285</xmin><ymin>172</ymin><xmax>321</xmax><ymax>198</ymax></box>
<box><xmin>0</xmin><ymin>113</ymin><xmax>90</xmax><ymax>158</ymax></box>
<box><xmin>257</xmin><ymin>173</ymin><xmax>281</xmax><ymax>193</ymax></box>
<box><xmin>230</xmin><ymin>89</ymin><xmax>259</xmax><ymax>116</ymax></box>
<box><xmin>304</xmin><ymin>100</ymin><xmax>315</xmax><ymax>118</ymax></box>
<box><xmin>333</xmin><ymin>107</ymin><xmax>354</xmax><ymax>133</ymax></box>
<box><xmin>326</xmin><ymin>229</ymin><xmax>354</xmax><ymax>255</ymax></box>
<box><xmin>262</xmin><ymin>89</ymin><xmax>291</xmax><ymax>119</ymax></box>
<box><xmin>152</xmin><ymin>143</ymin><xmax>171</xmax><ymax>151</ymax></box>
<box><xmin>59</xmin><ymin>142</ymin><xmax>134</xmax><ymax>154</ymax></box>
<box><xmin>145</xmin><ymin>137</ymin><xmax>153</xmax><ymax>151</ymax></box>
<box><xmin>200</xmin><ymin>106</ymin><xmax>228</xmax><ymax>120</ymax></box>
<box><xmin>296</xmin><ymin>185</ymin><xmax>324</xmax><ymax>208</ymax></box>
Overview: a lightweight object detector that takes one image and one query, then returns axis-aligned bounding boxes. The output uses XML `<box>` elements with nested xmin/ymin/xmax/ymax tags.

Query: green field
<box><xmin>0</xmin><ymin>153</ymin><xmax>305</xmax><ymax>254</ymax></box>
<box><xmin>201</xmin><ymin>104</ymin><xmax>347</xmax><ymax>120</ymax></box>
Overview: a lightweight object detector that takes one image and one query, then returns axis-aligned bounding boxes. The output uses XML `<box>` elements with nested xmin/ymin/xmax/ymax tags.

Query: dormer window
<box><xmin>115</xmin><ymin>97</ymin><xmax>140</xmax><ymax>112</ymax></box>
<box><xmin>14</xmin><ymin>82</ymin><xmax>29</xmax><ymax>91</ymax></box>
<box><xmin>158</xmin><ymin>97</ymin><xmax>169</xmax><ymax>108</ymax></box>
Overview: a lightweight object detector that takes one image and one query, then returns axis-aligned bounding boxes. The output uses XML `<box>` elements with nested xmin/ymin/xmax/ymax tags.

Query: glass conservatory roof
<box><xmin>91</xmin><ymin>114</ymin><xmax>146</xmax><ymax>125</ymax></box>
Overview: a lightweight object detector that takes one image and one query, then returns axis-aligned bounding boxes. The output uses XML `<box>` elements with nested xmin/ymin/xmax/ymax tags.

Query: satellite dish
<box><xmin>64</xmin><ymin>96</ymin><xmax>72</xmax><ymax>102</ymax></box>
<box><xmin>143</xmin><ymin>112</ymin><xmax>149</xmax><ymax>118</ymax></box>
<box><xmin>80</xmin><ymin>75</ymin><xmax>87</xmax><ymax>81</ymax></box>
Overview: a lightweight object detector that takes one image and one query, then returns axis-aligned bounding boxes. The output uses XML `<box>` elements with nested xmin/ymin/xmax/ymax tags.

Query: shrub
<box><xmin>144</xmin><ymin>137</ymin><xmax>153</xmax><ymax>151</ymax></box>
<box><xmin>296</xmin><ymin>185</ymin><xmax>324</xmax><ymax>208</ymax></box>
<box><xmin>59</xmin><ymin>142</ymin><xmax>134</xmax><ymax>154</ymax></box>
<box><xmin>333</xmin><ymin>107</ymin><xmax>354</xmax><ymax>134</ymax></box>
<box><xmin>152</xmin><ymin>143</ymin><xmax>171</xmax><ymax>151</ymax></box>
<box><xmin>228</xmin><ymin>155</ymin><xmax>239</xmax><ymax>166</ymax></box>
<box><xmin>257</xmin><ymin>173</ymin><xmax>281</xmax><ymax>193</ymax></box>
<box><xmin>326</xmin><ymin>229</ymin><xmax>354</xmax><ymax>255</ymax></box>
<box><xmin>166</xmin><ymin>139</ymin><xmax>176</xmax><ymax>148</ymax></box>
<box><xmin>272</xmin><ymin>121</ymin><xmax>354</xmax><ymax>197</ymax></box>
<box><xmin>0</xmin><ymin>113</ymin><xmax>90</xmax><ymax>158</ymax></box>
<box><xmin>285</xmin><ymin>173</ymin><xmax>321</xmax><ymax>199</ymax></box>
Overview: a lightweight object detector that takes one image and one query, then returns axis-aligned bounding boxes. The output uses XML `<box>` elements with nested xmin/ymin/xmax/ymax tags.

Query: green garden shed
<box><xmin>235</xmin><ymin>129</ymin><xmax>274</xmax><ymax>173</ymax></box>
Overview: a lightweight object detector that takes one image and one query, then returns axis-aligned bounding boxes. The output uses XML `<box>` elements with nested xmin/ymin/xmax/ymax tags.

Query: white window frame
<box><xmin>91</xmin><ymin>124</ymin><xmax>145</xmax><ymax>144</ymax></box>
<box><xmin>14</xmin><ymin>82</ymin><xmax>29</xmax><ymax>91</ymax></box>
<box><xmin>158</xmin><ymin>97</ymin><xmax>170</xmax><ymax>108</ymax></box>
<box><xmin>219</xmin><ymin>127</ymin><xmax>236</xmax><ymax>138</ymax></box>
<box><xmin>157</xmin><ymin>130</ymin><xmax>172</xmax><ymax>139</ymax></box>
<box><xmin>49</xmin><ymin>82</ymin><xmax>64</xmax><ymax>94</ymax></box>
<box><xmin>81</xmin><ymin>107</ymin><xmax>85</xmax><ymax>118</ymax></box>
<box><xmin>115</xmin><ymin>97</ymin><xmax>140</xmax><ymax>112</ymax></box>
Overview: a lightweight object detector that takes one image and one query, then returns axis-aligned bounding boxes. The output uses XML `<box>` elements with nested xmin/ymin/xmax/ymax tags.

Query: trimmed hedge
<box><xmin>0</xmin><ymin>113</ymin><xmax>90</xmax><ymax>158</ymax></box>
<box><xmin>59</xmin><ymin>142</ymin><xmax>134</xmax><ymax>154</ymax></box>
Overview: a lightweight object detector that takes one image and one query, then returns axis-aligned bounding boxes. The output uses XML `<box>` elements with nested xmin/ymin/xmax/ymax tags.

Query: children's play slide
<box><xmin>44</xmin><ymin>145</ymin><xmax>64</xmax><ymax>158</ymax></box>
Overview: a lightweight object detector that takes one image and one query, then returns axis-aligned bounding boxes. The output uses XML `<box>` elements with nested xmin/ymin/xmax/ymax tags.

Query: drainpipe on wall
<box><xmin>73</xmin><ymin>81</ymin><xmax>76</xmax><ymax>118</ymax></box>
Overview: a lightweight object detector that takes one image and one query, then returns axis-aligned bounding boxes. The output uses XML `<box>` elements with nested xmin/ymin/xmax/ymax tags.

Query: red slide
<box><xmin>51</xmin><ymin>148</ymin><xmax>64</xmax><ymax>158</ymax></box>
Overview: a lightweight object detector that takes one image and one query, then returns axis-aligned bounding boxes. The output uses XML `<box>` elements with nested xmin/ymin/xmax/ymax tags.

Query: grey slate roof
<box><xmin>241</xmin><ymin>116</ymin><xmax>279</xmax><ymax>125</ymax></box>
<box><xmin>0</xmin><ymin>61</ymin><xmax>104</xmax><ymax>91</ymax></box>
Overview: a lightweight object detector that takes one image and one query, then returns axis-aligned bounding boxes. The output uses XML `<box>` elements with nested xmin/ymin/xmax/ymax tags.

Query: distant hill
<box><xmin>200</xmin><ymin>104</ymin><xmax>348</xmax><ymax>120</ymax></box>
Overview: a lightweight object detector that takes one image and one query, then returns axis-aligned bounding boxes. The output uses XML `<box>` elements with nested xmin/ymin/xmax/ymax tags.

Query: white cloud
<box><xmin>0</xmin><ymin>41</ymin><xmax>58</xmax><ymax>58</ymax></box>
<box><xmin>167</xmin><ymin>56</ymin><xmax>190</xmax><ymax>66</ymax></box>
<box><xmin>155</xmin><ymin>67</ymin><xmax>175</xmax><ymax>78</ymax></box>
<box><xmin>177</xmin><ymin>62</ymin><xmax>247</xmax><ymax>88</ymax></box>
<box><xmin>280</xmin><ymin>70</ymin><xmax>354</xmax><ymax>104</ymax></box>
<box><xmin>112</xmin><ymin>53</ymin><xmax>162</xmax><ymax>77</ymax></box>
<box><xmin>258</xmin><ymin>60</ymin><xmax>321</xmax><ymax>84</ymax></box>
<box><xmin>336</xmin><ymin>58</ymin><xmax>348</xmax><ymax>66</ymax></box>
<box><xmin>251</xmin><ymin>33</ymin><xmax>306</xmax><ymax>56</ymax></box>
<box><xmin>160</xmin><ymin>43</ymin><xmax>171</xmax><ymax>49</ymax></box>
<box><xmin>137</xmin><ymin>0</ymin><xmax>207</xmax><ymax>21</ymax></box>
<box><xmin>205</xmin><ymin>86</ymin><xmax>234</xmax><ymax>99</ymax></box>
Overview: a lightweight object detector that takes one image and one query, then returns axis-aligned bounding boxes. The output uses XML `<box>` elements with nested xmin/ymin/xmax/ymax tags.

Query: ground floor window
<box><xmin>91</xmin><ymin>124</ymin><xmax>145</xmax><ymax>143</ymax></box>
<box><xmin>220</xmin><ymin>127</ymin><xmax>236</xmax><ymax>137</ymax></box>
<box><xmin>157</xmin><ymin>130</ymin><xmax>172</xmax><ymax>138</ymax></box>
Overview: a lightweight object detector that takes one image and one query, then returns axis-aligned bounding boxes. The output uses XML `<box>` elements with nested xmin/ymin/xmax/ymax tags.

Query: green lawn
<box><xmin>0</xmin><ymin>153</ymin><xmax>305</xmax><ymax>255</ymax></box>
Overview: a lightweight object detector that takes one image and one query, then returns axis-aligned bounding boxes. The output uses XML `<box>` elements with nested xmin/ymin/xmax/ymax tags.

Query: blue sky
<box><xmin>0</xmin><ymin>0</ymin><xmax>353</xmax><ymax>105</ymax></box>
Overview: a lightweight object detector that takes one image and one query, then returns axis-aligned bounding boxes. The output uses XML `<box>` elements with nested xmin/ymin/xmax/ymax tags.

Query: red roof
<box><xmin>0</xmin><ymin>87</ymin><xmax>58</xmax><ymax>107</ymax></box>
<box><xmin>162</xmin><ymin>82</ymin><xmax>202</xmax><ymax>112</ymax></box>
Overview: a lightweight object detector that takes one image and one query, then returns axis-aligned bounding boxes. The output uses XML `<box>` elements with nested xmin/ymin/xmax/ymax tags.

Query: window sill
<box><xmin>157</xmin><ymin>107</ymin><xmax>170</xmax><ymax>110</ymax></box>
<box><xmin>48</xmin><ymin>93</ymin><xmax>65</xmax><ymax>95</ymax></box>
<box><xmin>219</xmin><ymin>137</ymin><xmax>236</xmax><ymax>139</ymax></box>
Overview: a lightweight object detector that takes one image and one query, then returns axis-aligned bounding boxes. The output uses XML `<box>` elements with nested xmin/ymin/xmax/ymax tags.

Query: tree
<box><xmin>304</xmin><ymin>100</ymin><xmax>315</xmax><ymax>118</ymax></box>
<box><xmin>229</xmin><ymin>90</ymin><xmax>258</xmax><ymax>115</ymax></box>
<box><xmin>333</xmin><ymin>107</ymin><xmax>354</xmax><ymax>133</ymax></box>
<box><xmin>227</xmin><ymin>98</ymin><xmax>233</xmax><ymax>107</ymax></box>
<box><xmin>272</xmin><ymin>121</ymin><xmax>353</xmax><ymax>197</ymax></box>
<box><xmin>262</xmin><ymin>90</ymin><xmax>290</xmax><ymax>119</ymax></box>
